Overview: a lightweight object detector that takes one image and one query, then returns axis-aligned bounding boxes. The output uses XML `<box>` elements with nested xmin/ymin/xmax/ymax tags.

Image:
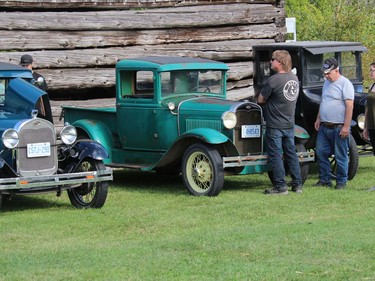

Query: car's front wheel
<box><xmin>67</xmin><ymin>158</ymin><xmax>109</xmax><ymax>208</ymax></box>
<box><xmin>181</xmin><ymin>143</ymin><xmax>224</xmax><ymax>196</ymax></box>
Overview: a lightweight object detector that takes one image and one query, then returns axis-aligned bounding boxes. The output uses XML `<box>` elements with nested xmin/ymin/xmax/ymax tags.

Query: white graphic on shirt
<box><xmin>283</xmin><ymin>80</ymin><xmax>299</xmax><ymax>101</ymax></box>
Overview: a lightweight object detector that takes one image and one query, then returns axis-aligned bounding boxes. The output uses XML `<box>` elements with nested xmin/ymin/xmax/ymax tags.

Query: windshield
<box><xmin>305</xmin><ymin>51</ymin><xmax>360</xmax><ymax>86</ymax></box>
<box><xmin>160</xmin><ymin>70</ymin><xmax>224</xmax><ymax>98</ymax></box>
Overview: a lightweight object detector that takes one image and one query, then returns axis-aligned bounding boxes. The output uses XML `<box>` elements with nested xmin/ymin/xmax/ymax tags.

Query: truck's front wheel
<box><xmin>182</xmin><ymin>143</ymin><xmax>224</xmax><ymax>196</ymax></box>
<box><xmin>68</xmin><ymin>159</ymin><xmax>109</xmax><ymax>208</ymax></box>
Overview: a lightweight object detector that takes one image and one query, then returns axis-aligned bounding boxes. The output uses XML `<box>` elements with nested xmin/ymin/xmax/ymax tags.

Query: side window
<box><xmin>257</xmin><ymin>51</ymin><xmax>272</xmax><ymax>86</ymax></box>
<box><xmin>340</xmin><ymin>51</ymin><xmax>358</xmax><ymax>80</ymax></box>
<box><xmin>119</xmin><ymin>70</ymin><xmax>154</xmax><ymax>99</ymax></box>
<box><xmin>135</xmin><ymin>71</ymin><xmax>154</xmax><ymax>98</ymax></box>
<box><xmin>305</xmin><ymin>53</ymin><xmax>324</xmax><ymax>84</ymax></box>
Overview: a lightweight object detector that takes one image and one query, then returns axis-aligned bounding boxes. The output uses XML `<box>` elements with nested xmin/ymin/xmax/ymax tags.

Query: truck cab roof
<box><xmin>252</xmin><ymin>41</ymin><xmax>367</xmax><ymax>55</ymax></box>
<box><xmin>116</xmin><ymin>56</ymin><xmax>229</xmax><ymax>71</ymax></box>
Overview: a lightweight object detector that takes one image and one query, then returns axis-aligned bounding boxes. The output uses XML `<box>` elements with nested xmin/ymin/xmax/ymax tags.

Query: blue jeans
<box><xmin>266</xmin><ymin>127</ymin><xmax>302</xmax><ymax>189</ymax></box>
<box><xmin>316</xmin><ymin>126</ymin><xmax>349</xmax><ymax>185</ymax></box>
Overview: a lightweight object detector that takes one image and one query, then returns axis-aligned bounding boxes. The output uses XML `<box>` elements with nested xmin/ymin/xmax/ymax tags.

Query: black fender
<box><xmin>0</xmin><ymin>157</ymin><xmax>18</xmax><ymax>177</ymax></box>
<box><xmin>60</xmin><ymin>140</ymin><xmax>109</xmax><ymax>174</ymax></box>
<box><xmin>74</xmin><ymin>140</ymin><xmax>109</xmax><ymax>162</ymax></box>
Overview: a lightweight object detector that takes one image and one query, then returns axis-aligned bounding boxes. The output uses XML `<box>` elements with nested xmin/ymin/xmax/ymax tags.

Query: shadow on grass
<box><xmin>112</xmin><ymin>169</ymin><xmax>186</xmax><ymax>195</ymax></box>
<box><xmin>112</xmin><ymin>168</ymin><xmax>269</xmax><ymax>194</ymax></box>
<box><xmin>1</xmin><ymin>194</ymin><xmax>71</xmax><ymax>212</ymax></box>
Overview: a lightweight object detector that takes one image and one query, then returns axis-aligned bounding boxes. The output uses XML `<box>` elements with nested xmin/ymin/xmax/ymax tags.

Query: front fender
<box><xmin>71</xmin><ymin>119</ymin><xmax>113</xmax><ymax>163</ymax></box>
<box><xmin>74</xmin><ymin>140</ymin><xmax>109</xmax><ymax>162</ymax></box>
<box><xmin>181</xmin><ymin>128</ymin><xmax>229</xmax><ymax>144</ymax></box>
<box><xmin>294</xmin><ymin>124</ymin><xmax>310</xmax><ymax>140</ymax></box>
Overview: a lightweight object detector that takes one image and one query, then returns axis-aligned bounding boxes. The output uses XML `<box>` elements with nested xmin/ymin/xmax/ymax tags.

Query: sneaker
<box><xmin>313</xmin><ymin>181</ymin><xmax>333</xmax><ymax>188</ymax></box>
<box><xmin>291</xmin><ymin>186</ymin><xmax>303</xmax><ymax>194</ymax></box>
<box><xmin>264</xmin><ymin>188</ymin><xmax>288</xmax><ymax>195</ymax></box>
<box><xmin>335</xmin><ymin>183</ymin><xmax>346</xmax><ymax>190</ymax></box>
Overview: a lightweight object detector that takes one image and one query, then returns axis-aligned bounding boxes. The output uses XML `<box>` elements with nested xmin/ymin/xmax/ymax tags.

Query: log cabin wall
<box><xmin>0</xmin><ymin>0</ymin><xmax>286</xmax><ymax>103</ymax></box>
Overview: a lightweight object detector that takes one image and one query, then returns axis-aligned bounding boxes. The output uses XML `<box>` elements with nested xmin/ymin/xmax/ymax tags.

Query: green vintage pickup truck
<box><xmin>62</xmin><ymin>56</ymin><xmax>313</xmax><ymax>196</ymax></box>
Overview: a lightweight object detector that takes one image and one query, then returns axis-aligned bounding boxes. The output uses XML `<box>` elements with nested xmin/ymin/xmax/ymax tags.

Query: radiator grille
<box><xmin>17</xmin><ymin>119</ymin><xmax>58</xmax><ymax>177</ymax></box>
<box><xmin>233</xmin><ymin>109</ymin><xmax>262</xmax><ymax>155</ymax></box>
<box><xmin>186</xmin><ymin>119</ymin><xmax>222</xmax><ymax>131</ymax></box>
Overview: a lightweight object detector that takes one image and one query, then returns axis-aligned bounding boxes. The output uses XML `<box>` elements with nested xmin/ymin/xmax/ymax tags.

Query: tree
<box><xmin>286</xmin><ymin>0</ymin><xmax>375</xmax><ymax>87</ymax></box>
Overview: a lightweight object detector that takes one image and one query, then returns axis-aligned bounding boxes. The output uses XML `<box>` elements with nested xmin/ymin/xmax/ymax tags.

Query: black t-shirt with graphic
<box><xmin>260</xmin><ymin>72</ymin><xmax>299</xmax><ymax>129</ymax></box>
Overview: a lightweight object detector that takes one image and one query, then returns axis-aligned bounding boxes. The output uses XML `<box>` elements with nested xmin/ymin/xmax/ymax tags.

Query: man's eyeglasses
<box><xmin>271</xmin><ymin>58</ymin><xmax>278</xmax><ymax>62</ymax></box>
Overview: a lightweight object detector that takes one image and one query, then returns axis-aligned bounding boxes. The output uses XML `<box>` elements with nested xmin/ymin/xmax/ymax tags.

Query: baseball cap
<box><xmin>20</xmin><ymin>54</ymin><xmax>33</xmax><ymax>66</ymax></box>
<box><xmin>321</xmin><ymin>58</ymin><xmax>339</xmax><ymax>74</ymax></box>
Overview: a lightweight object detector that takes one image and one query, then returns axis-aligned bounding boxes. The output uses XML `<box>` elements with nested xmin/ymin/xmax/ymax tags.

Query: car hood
<box><xmin>177</xmin><ymin>96</ymin><xmax>240</xmax><ymax>112</ymax></box>
<box><xmin>3</xmin><ymin>77</ymin><xmax>45</xmax><ymax>116</ymax></box>
<box><xmin>0</xmin><ymin>78</ymin><xmax>46</xmax><ymax>132</ymax></box>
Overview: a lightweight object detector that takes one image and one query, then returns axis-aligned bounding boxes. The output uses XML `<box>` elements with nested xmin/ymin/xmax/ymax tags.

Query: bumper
<box><xmin>223</xmin><ymin>151</ymin><xmax>315</xmax><ymax>168</ymax></box>
<box><xmin>0</xmin><ymin>168</ymin><xmax>113</xmax><ymax>191</ymax></box>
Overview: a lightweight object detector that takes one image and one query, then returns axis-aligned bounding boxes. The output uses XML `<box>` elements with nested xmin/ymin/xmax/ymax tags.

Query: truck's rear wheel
<box><xmin>68</xmin><ymin>159</ymin><xmax>108</xmax><ymax>208</ymax></box>
<box><xmin>181</xmin><ymin>143</ymin><xmax>224</xmax><ymax>196</ymax></box>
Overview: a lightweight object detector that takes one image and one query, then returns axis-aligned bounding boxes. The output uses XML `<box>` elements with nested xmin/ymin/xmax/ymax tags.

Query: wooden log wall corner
<box><xmin>0</xmin><ymin>0</ymin><xmax>286</xmax><ymax>126</ymax></box>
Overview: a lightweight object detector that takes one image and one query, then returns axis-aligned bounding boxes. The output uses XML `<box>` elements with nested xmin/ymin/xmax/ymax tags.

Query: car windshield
<box><xmin>160</xmin><ymin>70</ymin><xmax>224</xmax><ymax>98</ymax></box>
<box><xmin>305</xmin><ymin>51</ymin><xmax>360</xmax><ymax>85</ymax></box>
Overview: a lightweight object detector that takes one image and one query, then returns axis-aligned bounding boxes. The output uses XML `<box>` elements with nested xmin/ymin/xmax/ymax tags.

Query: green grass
<box><xmin>1</xmin><ymin>157</ymin><xmax>375</xmax><ymax>281</ymax></box>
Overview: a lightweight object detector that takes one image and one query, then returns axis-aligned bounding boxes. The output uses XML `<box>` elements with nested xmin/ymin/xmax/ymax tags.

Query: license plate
<box><xmin>27</xmin><ymin>142</ymin><xmax>51</xmax><ymax>158</ymax></box>
<box><xmin>241</xmin><ymin>125</ymin><xmax>261</xmax><ymax>138</ymax></box>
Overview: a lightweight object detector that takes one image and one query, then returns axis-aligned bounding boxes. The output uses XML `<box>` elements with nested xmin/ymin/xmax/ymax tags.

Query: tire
<box><xmin>330</xmin><ymin>134</ymin><xmax>359</xmax><ymax>180</ymax></box>
<box><xmin>181</xmin><ymin>143</ymin><xmax>224</xmax><ymax>196</ymax></box>
<box><xmin>67</xmin><ymin>159</ymin><xmax>109</xmax><ymax>208</ymax></box>
<box><xmin>267</xmin><ymin>143</ymin><xmax>309</xmax><ymax>185</ymax></box>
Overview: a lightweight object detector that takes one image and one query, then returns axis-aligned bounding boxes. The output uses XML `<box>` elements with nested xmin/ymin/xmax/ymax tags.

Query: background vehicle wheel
<box><xmin>68</xmin><ymin>159</ymin><xmax>109</xmax><ymax>208</ymax></box>
<box><xmin>267</xmin><ymin>143</ymin><xmax>309</xmax><ymax>185</ymax></box>
<box><xmin>330</xmin><ymin>134</ymin><xmax>359</xmax><ymax>180</ymax></box>
<box><xmin>181</xmin><ymin>143</ymin><xmax>224</xmax><ymax>196</ymax></box>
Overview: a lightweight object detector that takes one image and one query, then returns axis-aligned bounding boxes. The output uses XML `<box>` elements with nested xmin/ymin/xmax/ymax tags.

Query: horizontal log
<box><xmin>0</xmin><ymin>24</ymin><xmax>281</xmax><ymax>51</ymax></box>
<box><xmin>0</xmin><ymin>0</ymin><xmax>278</xmax><ymax>10</ymax></box>
<box><xmin>0</xmin><ymin>39</ymin><xmax>274</xmax><ymax>69</ymax></box>
<box><xmin>0</xmin><ymin>4</ymin><xmax>283</xmax><ymax>31</ymax></box>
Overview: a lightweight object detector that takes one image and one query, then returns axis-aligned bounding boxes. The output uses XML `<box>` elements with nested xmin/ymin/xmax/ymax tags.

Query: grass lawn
<box><xmin>1</xmin><ymin>157</ymin><xmax>375</xmax><ymax>281</ymax></box>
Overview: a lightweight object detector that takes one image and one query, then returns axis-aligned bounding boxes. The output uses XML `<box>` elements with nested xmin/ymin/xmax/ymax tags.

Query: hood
<box><xmin>4</xmin><ymin>77</ymin><xmax>45</xmax><ymax>116</ymax></box>
<box><xmin>178</xmin><ymin>96</ymin><xmax>240</xmax><ymax>113</ymax></box>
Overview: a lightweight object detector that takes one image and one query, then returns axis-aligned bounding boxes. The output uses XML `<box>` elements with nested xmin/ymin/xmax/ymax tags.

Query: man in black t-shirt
<box><xmin>20</xmin><ymin>54</ymin><xmax>48</xmax><ymax>91</ymax></box>
<box><xmin>258</xmin><ymin>50</ymin><xmax>302</xmax><ymax>195</ymax></box>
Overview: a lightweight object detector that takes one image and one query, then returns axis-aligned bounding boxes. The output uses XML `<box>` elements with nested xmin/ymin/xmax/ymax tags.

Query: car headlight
<box><xmin>2</xmin><ymin>129</ymin><xmax>19</xmax><ymax>149</ymax></box>
<box><xmin>60</xmin><ymin>125</ymin><xmax>77</xmax><ymax>145</ymax></box>
<box><xmin>222</xmin><ymin>111</ymin><xmax>237</xmax><ymax>129</ymax></box>
<box><xmin>357</xmin><ymin>113</ymin><xmax>366</xmax><ymax>130</ymax></box>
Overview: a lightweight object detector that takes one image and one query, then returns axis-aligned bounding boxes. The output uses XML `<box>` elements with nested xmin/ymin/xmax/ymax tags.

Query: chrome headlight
<box><xmin>2</xmin><ymin>129</ymin><xmax>19</xmax><ymax>148</ymax></box>
<box><xmin>60</xmin><ymin>125</ymin><xmax>77</xmax><ymax>145</ymax></box>
<box><xmin>222</xmin><ymin>111</ymin><xmax>237</xmax><ymax>129</ymax></box>
<box><xmin>357</xmin><ymin>113</ymin><xmax>366</xmax><ymax>130</ymax></box>
<box><xmin>168</xmin><ymin>102</ymin><xmax>176</xmax><ymax>110</ymax></box>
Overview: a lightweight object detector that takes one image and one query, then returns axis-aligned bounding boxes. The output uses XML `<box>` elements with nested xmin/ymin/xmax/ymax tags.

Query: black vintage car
<box><xmin>252</xmin><ymin>41</ymin><xmax>368</xmax><ymax>180</ymax></box>
<box><xmin>0</xmin><ymin>62</ymin><xmax>113</xmax><ymax>209</ymax></box>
